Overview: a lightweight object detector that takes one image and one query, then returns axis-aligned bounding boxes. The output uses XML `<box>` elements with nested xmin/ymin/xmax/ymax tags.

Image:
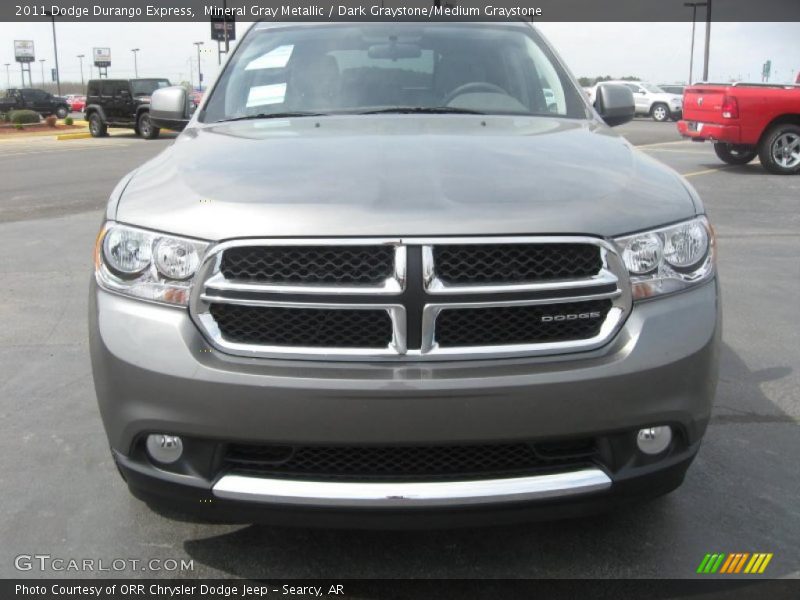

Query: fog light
<box><xmin>146</xmin><ymin>434</ymin><xmax>183</xmax><ymax>464</ymax></box>
<box><xmin>636</xmin><ymin>426</ymin><xmax>672</xmax><ymax>455</ymax></box>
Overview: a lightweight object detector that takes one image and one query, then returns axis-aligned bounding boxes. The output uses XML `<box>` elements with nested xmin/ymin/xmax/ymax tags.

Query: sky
<box><xmin>1</xmin><ymin>21</ymin><xmax>798</xmax><ymax>90</ymax></box>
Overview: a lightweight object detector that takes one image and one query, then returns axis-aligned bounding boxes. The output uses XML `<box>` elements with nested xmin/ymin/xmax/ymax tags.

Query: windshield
<box><xmin>642</xmin><ymin>83</ymin><xmax>667</xmax><ymax>94</ymax></box>
<box><xmin>201</xmin><ymin>23</ymin><xmax>587</xmax><ymax>122</ymax></box>
<box><xmin>130</xmin><ymin>79</ymin><xmax>171</xmax><ymax>96</ymax></box>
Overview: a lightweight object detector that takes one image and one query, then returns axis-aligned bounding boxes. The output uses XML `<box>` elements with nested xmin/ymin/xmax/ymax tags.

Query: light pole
<box><xmin>43</xmin><ymin>11</ymin><xmax>62</xmax><ymax>95</ymax></box>
<box><xmin>683</xmin><ymin>2</ymin><xmax>706</xmax><ymax>85</ymax></box>
<box><xmin>703</xmin><ymin>0</ymin><xmax>712</xmax><ymax>82</ymax></box>
<box><xmin>193</xmin><ymin>42</ymin><xmax>204</xmax><ymax>91</ymax></box>
<box><xmin>77</xmin><ymin>54</ymin><xmax>85</xmax><ymax>86</ymax></box>
<box><xmin>39</xmin><ymin>59</ymin><xmax>46</xmax><ymax>86</ymax></box>
<box><xmin>4</xmin><ymin>63</ymin><xmax>11</xmax><ymax>89</ymax></box>
<box><xmin>131</xmin><ymin>48</ymin><xmax>140</xmax><ymax>78</ymax></box>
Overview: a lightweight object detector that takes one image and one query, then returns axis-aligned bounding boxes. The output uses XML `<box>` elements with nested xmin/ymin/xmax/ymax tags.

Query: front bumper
<box><xmin>678</xmin><ymin>120</ymin><xmax>741</xmax><ymax>144</ymax></box>
<box><xmin>90</xmin><ymin>278</ymin><xmax>720</xmax><ymax>523</ymax></box>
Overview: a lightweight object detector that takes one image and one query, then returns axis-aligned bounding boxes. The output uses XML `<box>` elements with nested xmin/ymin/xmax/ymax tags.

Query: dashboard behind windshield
<box><xmin>201</xmin><ymin>23</ymin><xmax>588</xmax><ymax>122</ymax></box>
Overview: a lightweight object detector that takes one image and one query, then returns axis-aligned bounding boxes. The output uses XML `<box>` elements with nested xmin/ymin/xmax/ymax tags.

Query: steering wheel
<box><xmin>443</xmin><ymin>82</ymin><xmax>509</xmax><ymax>105</ymax></box>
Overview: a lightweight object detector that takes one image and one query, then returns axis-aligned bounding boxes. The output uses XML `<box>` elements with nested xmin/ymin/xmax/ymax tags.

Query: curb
<box><xmin>56</xmin><ymin>132</ymin><xmax>92</xmax><ymax>140</ymax></box>
<box><xmin>57</xmin><ymin>129</ymin><xmax>136</xmax><ymax>141</ymax></box>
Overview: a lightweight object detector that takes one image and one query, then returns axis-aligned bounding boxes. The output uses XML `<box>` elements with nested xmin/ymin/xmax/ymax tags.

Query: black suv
<box><xmin>0</xmin><ymin>88</ymin><xmax>70</xmax><ymax>118</ymax></box>
<box><xmin>85</xmin><ymin>78</ymin><xmax>171</xmax><ymax>139</ymax></box>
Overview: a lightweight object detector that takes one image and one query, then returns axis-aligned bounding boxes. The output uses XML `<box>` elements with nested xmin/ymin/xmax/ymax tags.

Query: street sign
<box><xmin>14</xmin><ymin>40</ymin><xmax>35</xmax><ymax>63</ymax></box>
<box><xmin>93</xmin><ymin>47</ymin><xmax>111</xmax><ymax>68</ymax></box>
<box><xmin>211</xmin><ymin>16</ymin><xmax>236</xmax><ymax>42</ymax></box>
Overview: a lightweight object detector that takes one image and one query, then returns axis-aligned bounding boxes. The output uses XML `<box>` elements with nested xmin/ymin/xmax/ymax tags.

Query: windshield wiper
<box><xmin>358</xmin><ymin>106</ymin><xmax>486</xmax><ymax>115</ymax></box>
<box><xmin>214</xmin><ymin>111</ymin><xmax>326</xmax><ymax>123</ymax></box>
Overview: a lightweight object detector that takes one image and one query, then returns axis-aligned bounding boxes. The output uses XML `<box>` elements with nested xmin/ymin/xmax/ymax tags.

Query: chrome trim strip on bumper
<box><xmin>212</xmin><ymin>468</ymin><xmax>612</xmax><ymax>508</ymax></box>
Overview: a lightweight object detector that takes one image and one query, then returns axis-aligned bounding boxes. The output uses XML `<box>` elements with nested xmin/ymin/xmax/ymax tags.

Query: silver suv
<box><xmin>591</xmin><ymin>81</ymin><xmax>683</xmax><ymax>122</ymax></box>
<box><xmin>90</xmin><ymin>21</ymin><xmax>719</xmax><ymax>527</ymax></box>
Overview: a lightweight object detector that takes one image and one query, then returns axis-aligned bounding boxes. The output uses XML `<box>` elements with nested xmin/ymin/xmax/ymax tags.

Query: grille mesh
<box><xmin>224</xmin><ymin>440</ymin><xmax>598</xmax><ymax>481</ymax></box>
<box><xmin>220</xmin><ymin>245</ymin><xmax>395</xmax><ymax>285</ymax></box>
<box><xmin>209</xmin><ymin>304</ymin><xmax>393</xmax><ymax>348</ymax></box>
<box><xmin>433</xmin><ymin>243</ymin><xmax>601</xmax><ymax>285</ymax></box>
<box><xmin>435</xmin><ymin>300</ymin><xmax>612</xmax><ymax>347</ymax></box>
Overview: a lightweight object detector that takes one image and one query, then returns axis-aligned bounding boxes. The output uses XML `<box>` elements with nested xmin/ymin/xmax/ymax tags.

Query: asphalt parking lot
<box><xmin>0</xmin><ymin>119</ymin><xmax>798</xmax><ymax>579</ymax></box>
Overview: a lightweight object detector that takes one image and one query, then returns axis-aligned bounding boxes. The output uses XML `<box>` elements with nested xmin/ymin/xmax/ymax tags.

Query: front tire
<box><xmin>55</xmin><ymin>106</ymin><xmax>69</xmax><ymax>119</ymax></box>
<box><xmin>713</xmin><ymin>143</ymin><xmax>757</xmax><ymax>165</ymax></box>
<box><xmin>88</xmin><ymin>113</ymin><xmax>107</xmax><ymax>138</ymax></box>
<box><xmin>651</xmin><ymin>103</ymin><xmax>669</xmax><ymax>122</ymax></box>
<box><xmin>758</xmin><ymin>124</ymin><xmax>800</xmax><ymax>175</ymax></box>
<box><xmin>137</xmin><ymin>112</ymin><xmax>160</xmax><ymax>140</ymax></box>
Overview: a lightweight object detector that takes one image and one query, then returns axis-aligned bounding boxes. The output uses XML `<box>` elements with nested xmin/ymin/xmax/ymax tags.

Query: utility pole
<box><xmin>131</xmin><ymin>48</ymin><xmax>140</xmax><ymax>77</ymax></box>
<box><xmin>702</xmin><ymin>0</ymin><xmax>712</xmax><ymax>81</ymax></box>
<box><xmin>44</xmin><ymin>11</ymin><xmax>62</xmax><ymax>95</ymax></box>
<box><xmin>187</xmin><ymin>57</ymin><xmax>194</xmax><ymax>89</ymax></box>
<box><xmin>193</xmin><ymin>41</ymin><xmax>204</xmax><ymax>91</ymax></box>
<box><xmin>4</xmin><ymin>63</ymin><xmax>10</xmax><ymax>89</ymax></box>
<box><xmin>39</xmin><ymin>59</ymin><xmax>46</xmax><ymax>86</ymax></box>
<box><xmin>77</xmin><ymin>54</ymin><xmax>84</xmax><ymax>85</ymax></box>
<box><xmin>683</xmin><ymin>2</ymin><xmax>706</xmax><ymax>84</ymax></box>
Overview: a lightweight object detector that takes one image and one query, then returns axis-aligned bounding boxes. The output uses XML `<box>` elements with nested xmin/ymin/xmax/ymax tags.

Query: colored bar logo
<box><xmin>697</xmin><ymin>553</ymin><xmax>773</xmax><ymax>574</ymax></box>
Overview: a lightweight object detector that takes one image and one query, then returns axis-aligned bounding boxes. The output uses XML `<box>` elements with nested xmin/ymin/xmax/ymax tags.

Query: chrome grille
<box><xmin>190</xmin><ymin>237</ymin><xmax>631</xmax><ymax>361</ymax></box>
<box><xmin>433</xmin><ymin>243</ymin><xmax>601</xmax><ymax>285</ymax></box>
<box><xmin>435</xmin><ymin>299</ymin><xmax>613</xmax><ymax>348</ymax></box>
<box><xmin>220</xmin><ymin>245</ymin><xmax>395</xmax><ymax>285</ymax></box>
<box><xmin>209</xmin><ymin>304</ymin><xmax>393</xmax><ymax>348</ymax></box>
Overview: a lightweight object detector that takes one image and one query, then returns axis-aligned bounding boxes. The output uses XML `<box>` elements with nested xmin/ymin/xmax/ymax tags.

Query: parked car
<box><xmin>0</xmin><ymin>88</ymin><xmax>70</xmax><ymax>118</ymax></box>
<box><xmin>678</xmin><ymin>82</ymin><xmax>800</xmax><ymax>174</ymax></box>
<box><xmin>659</xmin><ymin>84</ymin><xmax>685</xmax><ymax>96</ymax></box>
<box><xmin>66</xmin><ymin>94</ymin><xmax>86</xmax><ymax>112</ymax></box>
<box><xmin>91</xmin><ymin>21</ymin><xmax>719</xmax><ymax>527</ymax></box>
<box><xmin>592</xmin><ymin>81</ymin><xmax>682</xmax><ymax>121</ymax></box>
<box><xmin>84</xmin><ymin>78</ymin><xmax>172</xmax><ymax>139</ymax></box>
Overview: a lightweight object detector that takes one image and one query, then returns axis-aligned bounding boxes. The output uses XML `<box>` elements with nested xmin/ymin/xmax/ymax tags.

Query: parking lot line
<box><xmin>682</xmin><ymin>166</ymin><xmax>735</xmax><ymax>178</ymax></box>
<box><xmin>0</xmin><ymin>144</ymin><xmax>133</xmax><ymax>157</ymax></box>
<box><xmin>635</xmin><ymin>140</ymin><xmax>693</xmax><ymax>149</ymax></box>
<box><xmin>644</xmin><ymin>148</ymin><xmax>711</xmax><ymax>155</ymax></box>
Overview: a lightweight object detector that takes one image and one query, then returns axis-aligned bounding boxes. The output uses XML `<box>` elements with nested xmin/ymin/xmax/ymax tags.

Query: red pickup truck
<box><xmin>677</xmin><ymin>83</ymin><xmax>800</xmax><ymax>174</ymax></box>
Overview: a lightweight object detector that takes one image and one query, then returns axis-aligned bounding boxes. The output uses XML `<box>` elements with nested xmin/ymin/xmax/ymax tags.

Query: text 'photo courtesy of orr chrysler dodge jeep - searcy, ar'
<box><xmin>89</xmin><ymin>21</ymin><xmax>720</xmax><ymax>528</ymax></box>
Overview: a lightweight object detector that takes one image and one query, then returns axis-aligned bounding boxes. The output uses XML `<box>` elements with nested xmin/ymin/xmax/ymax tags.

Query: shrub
<box><xmin>64</xmin><ymin>116</ymin><xmax>74</xmax><ymax>126</ymax></box>
<box><xmin>9</xmin><ymin>109</ymin><xmax>40</xmax><ymax>125</ymax></box>
<box><xmin>14</xmin><ymin>124</ymin><xmax>24</xmax><ymax>130</ymax></box>
<box><xmin>0</xmin><ymin>112</ymin><xmax>8</xmax><ymax>123</ymax></box>
<box><xmin>45</xmin><ymin>115</ymin><xmax>57</xmax><ymax>127</ymax></box>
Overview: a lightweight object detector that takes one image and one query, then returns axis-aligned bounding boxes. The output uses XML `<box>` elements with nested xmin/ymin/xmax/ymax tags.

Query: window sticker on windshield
<box><xmin>246</xmin><ymin>83</ymin><xmax>287</xmax><ymax>108</ymax></box>
<box><xmin>245</xmin><ymin>45</ymin><xmax>294</xmax><ymax>71</ymax></box>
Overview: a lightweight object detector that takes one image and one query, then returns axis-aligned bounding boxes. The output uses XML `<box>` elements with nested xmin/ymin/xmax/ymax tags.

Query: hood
<box><xmin>114</xmin><ymin>115</ymin><xmax>697</xmax><ymax>241</ymax></box>
<box><xmin>656</xmin><ymin>92</ymin><xmax>683</xmax><ymax>103</ymax></box>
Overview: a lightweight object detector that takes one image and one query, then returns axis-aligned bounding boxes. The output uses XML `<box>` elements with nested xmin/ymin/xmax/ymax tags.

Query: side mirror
<box><xmin>150</xmin><ymin>86</ymin><xmax>191</xmax><ymax>131</ymax></box>
<box><xmin>594</xmin><ymin>84</ymin><xmax>635</xmax><ymax>127</ymax></box>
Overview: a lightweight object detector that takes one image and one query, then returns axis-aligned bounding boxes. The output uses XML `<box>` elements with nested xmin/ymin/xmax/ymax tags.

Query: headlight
<box><xmin>614</xmin><ymin>216</ymin><xmax>715</xmax><ymax>300</ymax></box>
<box><xmin>94</xmin><ymin>222</ymin><xmax>209</xmax><ymax>305</ymax></box>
